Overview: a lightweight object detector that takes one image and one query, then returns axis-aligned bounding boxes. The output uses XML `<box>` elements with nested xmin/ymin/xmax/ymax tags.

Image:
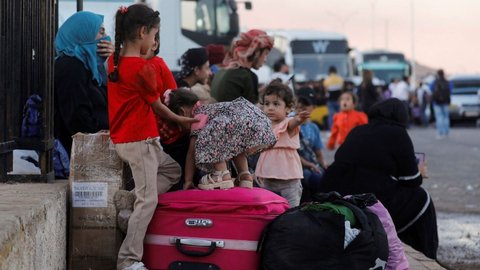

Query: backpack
<box><xmin>432</xmin><ymin>80</ymin><xmax>450</xmax><ymax>104</ymax></box>
<box><xmin>21</xmin><ymin>94</ymin><xmax>43</xmax><ymax>138</ymax></box>
<box><xmin>21</xmin><ymin>94</ymin><xmax>70</xmax><ymax>178</ymax></box>
<box><xmin>260</xmin><ymin>192</ymin><xmax>389</xmax><ymax>270</ymax></box>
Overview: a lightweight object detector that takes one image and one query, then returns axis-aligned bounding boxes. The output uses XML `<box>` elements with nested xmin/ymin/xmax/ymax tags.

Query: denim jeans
<box><xmin>327</xmin><ymin>100</ymin><xmax>340</xmax><ymax>130</ymax></box>
<box><xmin>433</xmin><ymin>104</ymin><xmax>450</xmax><ymax>136</ymax></box>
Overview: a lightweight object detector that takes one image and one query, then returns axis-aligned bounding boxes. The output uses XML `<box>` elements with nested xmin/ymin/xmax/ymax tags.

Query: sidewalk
<box><xmin>0</xmin><ymin>182</ymin><xmax>447</xmax><ymax>269</ymax></box>
<box><xmin>404</xmin><ymin>244</ymin><xmax>446</xmax><ymax>270</ymax></box>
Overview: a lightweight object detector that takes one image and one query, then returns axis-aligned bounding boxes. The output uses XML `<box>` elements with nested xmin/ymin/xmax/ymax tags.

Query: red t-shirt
<box><xmin>150</xmin><ymin>56</ymin><xmax>177</xmax><ymax>100</ymax></box>
<box><xmin>108</xmin><ymin>56</ymin><xmax>160</xmax><ymax>143</ymax></box>
<box><xmin>149</xmin><ymin>56</ymin><xmax>187</xmax><ymax>144</ymax></box>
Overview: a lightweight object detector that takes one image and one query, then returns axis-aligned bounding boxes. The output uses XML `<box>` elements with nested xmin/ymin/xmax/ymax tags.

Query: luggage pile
<box><xmin>140</xmin><ymin>190</ymin><xmax>407</xmax><ymax>270</ymax></box>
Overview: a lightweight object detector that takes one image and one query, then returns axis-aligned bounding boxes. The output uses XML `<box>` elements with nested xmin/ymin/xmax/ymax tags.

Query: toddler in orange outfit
<box><xmin>327</xmin><ymin>91</ymin><xmax>368</xmax><ymax>150</ymax></box>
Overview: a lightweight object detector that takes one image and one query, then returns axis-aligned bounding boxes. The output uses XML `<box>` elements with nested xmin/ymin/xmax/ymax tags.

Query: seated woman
<box><xmin>54</xmin><ymin>11</ymin><xmax>113</xmax><ymax>155</ymax></box>
<box><xmin>318</xmin><ymin>98</ymin><xmax>438</xmax><ymax>259</ymax></box>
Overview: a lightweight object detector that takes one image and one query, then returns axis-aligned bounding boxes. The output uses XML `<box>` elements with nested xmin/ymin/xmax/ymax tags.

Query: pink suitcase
<box><xmin>143</xmin><ymin>187</ymin><xmax>289</xmax><ymax>270</ymax></box>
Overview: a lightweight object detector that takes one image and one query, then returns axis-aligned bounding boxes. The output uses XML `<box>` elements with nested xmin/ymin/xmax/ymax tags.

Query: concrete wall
<box><xmin>0</xmin><ymin>181</ymin><xmax>68</xmax><ymax>270</ymax></box>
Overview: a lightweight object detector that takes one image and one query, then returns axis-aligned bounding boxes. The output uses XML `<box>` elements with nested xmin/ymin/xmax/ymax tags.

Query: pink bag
<box><xmin>367</xmin><ymin>201</ymin><xmax>409</xmax><ymax>270</ymax></box>
<box><xmin>143</xmin><ymin>187</ymin><xmax>289</xmax><ymax>270</ymax></box>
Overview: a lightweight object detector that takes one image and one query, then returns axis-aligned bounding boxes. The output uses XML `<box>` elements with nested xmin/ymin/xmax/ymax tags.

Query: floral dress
<box><xmin>191</xmin><ymin>97</ymin><xmax>276</xmax><ymax>173</ymax></box>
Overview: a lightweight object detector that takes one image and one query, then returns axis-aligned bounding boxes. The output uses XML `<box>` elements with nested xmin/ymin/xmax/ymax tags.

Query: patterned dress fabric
<box><xmin>191</xmin><ymin>97</ymin><xmax>276</xmax><ymax>172</ymax></box>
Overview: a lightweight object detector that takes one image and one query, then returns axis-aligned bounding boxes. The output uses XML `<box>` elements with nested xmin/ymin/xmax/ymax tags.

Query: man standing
<box><xmin>323</xmin><ymin>66</ymin><xmax>344</xmax><ymax>129</ymax></box>
<box><xmin>430</xmin><ymin>69</ymin><xmax>451</xmax><ymax>139</ymax></box>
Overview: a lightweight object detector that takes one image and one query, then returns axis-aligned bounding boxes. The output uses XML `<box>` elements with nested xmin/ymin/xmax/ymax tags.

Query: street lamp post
<box><xmin>410</xmin><ymin>0</ymin><xmax>416</xmax><ymax>87</ymax></box>
<box><xmin>370</xmin><ymin>0</ymin><xmax>377</xmax><ymax>49</ymax></box>
<box><xmin>327</xmin><ymin>11</ymin><xmax>357</xmax><ymax>34</ymax></box>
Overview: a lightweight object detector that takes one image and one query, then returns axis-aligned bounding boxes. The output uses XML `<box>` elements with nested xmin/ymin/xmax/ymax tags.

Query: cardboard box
<box><xmin>69</xmin><ymin>132</ymin><xmax>123</xmax><ymax>181</ymax></box>
<box><xmin>68</xmin><ymin>132</ymin><xmax>126</xmax><ymax>270</ymax></box>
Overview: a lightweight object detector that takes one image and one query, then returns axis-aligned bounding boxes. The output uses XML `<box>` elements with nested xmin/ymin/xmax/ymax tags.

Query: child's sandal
<box><xmin>198</xmin><ymin>170</ymin><xmax>234</xmax><ymax>190</ymax></box>
<box><xmin>237</xmin><ymin>171</ymin><xmax>253</xmax><ymax>189</ymax></box>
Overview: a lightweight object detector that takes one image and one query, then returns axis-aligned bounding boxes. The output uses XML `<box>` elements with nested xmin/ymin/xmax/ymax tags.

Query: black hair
<box><xmin>153</xmin><ymin>31</ymin><xmax>160</xmax><ymax>56</ymax></box>
<box><xmin>296</xmin><ymin>96</ymin><xmax>314</xmax><ymax>107</ymax></box>
<box><xmin>273</xmin><ymin>58</ymin><xmax>286</xmax><ymax>72</ymax></box>
<box><xmin>328</xmin><ymin>66</ymin><xmax>337</xmax><ymax>73</ymax></box>
<box><xmin>247</xmin><ymin>47</ymin><xmax>269</xmax><ymax>63</ymax></box>
<box><xmin>437</xmin><ymin>69</ymin><xmax>445</xmax><ymax>79</ymax></box>
<box><xmin>109</xmin><ymin>4</ymin><xmax>160</xmax><ymax>82</ymax></box>
<box><xmin>262</xmin><ymin>80</ymin><xmax>295</xmax><ymax>108</ymax></box>
<box><xmin>167</xmin><ymin>88</ymin><xmax>199</xmax><ymax>114</ymax></box>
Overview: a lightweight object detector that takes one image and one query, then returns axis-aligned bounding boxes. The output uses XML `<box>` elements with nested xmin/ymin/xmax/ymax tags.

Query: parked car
<box><xmin>448</xmin><ymin>75</ymin><xmax>480</xmax><ymax>121</ymax></box>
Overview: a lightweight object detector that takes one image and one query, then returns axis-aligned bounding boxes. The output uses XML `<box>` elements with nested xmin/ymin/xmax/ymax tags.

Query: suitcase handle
<box><xmin>174</xmin><ymin>238</ymin><xmax>224</xmax><ymax>257</ymax></box>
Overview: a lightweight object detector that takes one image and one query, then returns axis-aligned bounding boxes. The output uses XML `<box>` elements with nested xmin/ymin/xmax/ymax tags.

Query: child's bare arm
<box><xmin>151</xmin><ymin>98</ymin><xmax>198</xmax><ymax>128</ymax></box>
<box><xmin>287</xmin><ymin>110</ymin><xmax>310</xmax><ymax>136</ymax></box>
<box><xmin>184</xmin><ymin>136</ymin><xmax>197</xmax><ymax>189</ymax></box>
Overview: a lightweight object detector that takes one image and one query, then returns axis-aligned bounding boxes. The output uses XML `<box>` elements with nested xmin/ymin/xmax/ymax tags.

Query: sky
<box><xmin>237</xmin><ymin>0</ymin><xmax>480</xmax><ymax>75</ymax></box>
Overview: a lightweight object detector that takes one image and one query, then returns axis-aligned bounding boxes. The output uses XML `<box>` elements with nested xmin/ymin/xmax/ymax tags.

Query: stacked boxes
<box><xmin>68</xmin><ymin>132</ymin><xmax>125</xmax><ymax>270</ymax></box>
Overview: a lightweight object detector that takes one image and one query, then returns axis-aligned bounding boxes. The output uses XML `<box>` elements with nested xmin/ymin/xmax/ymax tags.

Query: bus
<box><xmin>265</xmin><ymin>29</ymin><xmax>353</xmax><ymax>83</ymax></box>
<box><xmin>353</xmin><ymin>50</ymin><xmax>411</xmax><ymax>86</ymax></box>
<box><xmin>58</xmin><ymin>0</ymin><xmax>243</xmax><ymax>72</ymax></box>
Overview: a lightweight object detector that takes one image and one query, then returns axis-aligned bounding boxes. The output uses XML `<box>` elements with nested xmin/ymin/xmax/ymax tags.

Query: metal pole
<box><xmin>410</xmin><ymin>0</ymin><xmax>416</xmax><ymax>87</ymax></box>
<box><xmin>370</xmin><ymin>0</ymin><xmax>376</xmax><ymax>49</ymax></box>
<box><xmin>385</xmin><ymin>19</ymin><xmax>389</xmax><ymax>49</ymax></box>
<box><xmin>77</xmin><ymin>0</ymin><xmax>83</xmax><ymax>11</ymax></box>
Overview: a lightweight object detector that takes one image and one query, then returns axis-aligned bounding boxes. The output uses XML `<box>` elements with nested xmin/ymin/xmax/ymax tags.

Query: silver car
<box><xmin>448</xmin><ymin>75</ymin><xmax>480</xmax><ymax>121</ymax></box>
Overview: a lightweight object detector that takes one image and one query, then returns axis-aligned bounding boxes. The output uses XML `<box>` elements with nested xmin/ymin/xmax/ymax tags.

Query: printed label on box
<box><xmin>72</xmin><ymin>182</ymin><xmax>108</xmax><ymax>208</ymax></box>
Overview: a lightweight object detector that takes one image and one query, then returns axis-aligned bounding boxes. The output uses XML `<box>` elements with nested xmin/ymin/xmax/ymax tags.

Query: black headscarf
<box><xmin>178</xmin><ymin>48</ymin><xmax>209</xmax><ymax>79</ymax></box>
<box><xmin>367</xmin><ymin>98</ymin><xmax>409</xmax><ymax>128</ymax></box>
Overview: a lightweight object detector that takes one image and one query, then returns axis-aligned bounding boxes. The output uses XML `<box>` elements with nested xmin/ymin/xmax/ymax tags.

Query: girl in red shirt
<box><xmin>327</xmin><ymin>91</ymin><xmax>368</xmax><ymax>150</ymax></box>
<box><xmin>107</xmin><ymin>4</ymin><xmax>196</xmax><ymax>270</ymax></box>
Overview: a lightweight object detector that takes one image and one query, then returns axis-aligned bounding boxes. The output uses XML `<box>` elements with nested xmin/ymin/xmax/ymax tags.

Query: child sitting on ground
<box><xmin>165</xmin><ymin>88</ymin><xmax>277</xmax><ymax>190</ymax></box>
<box><xmin>296</xmin><ymin>94</ymin><xmax>327</xmax><ymax>203</ymax></box>
<box><xmin>255</xmin><ymin>81</ymin><xmax>311</xmax><ymax>207</ymax></box>
<box><xmin>327</xmin><ymin>91</ymin><xmax>368</xmax><ymax>150</ymax></box>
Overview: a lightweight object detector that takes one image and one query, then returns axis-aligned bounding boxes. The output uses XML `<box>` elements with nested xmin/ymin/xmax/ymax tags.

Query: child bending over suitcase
<box><xmin>165</xmin><ymin>88</ymin><xmax>277</xmax><ymax>190</ymax></box>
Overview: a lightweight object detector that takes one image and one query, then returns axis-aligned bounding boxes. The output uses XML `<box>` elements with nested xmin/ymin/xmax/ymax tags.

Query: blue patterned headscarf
<box><xmin>55</xmin><ymin>11</ymin><xmax>109</xmax><ymax>86</ymax></box>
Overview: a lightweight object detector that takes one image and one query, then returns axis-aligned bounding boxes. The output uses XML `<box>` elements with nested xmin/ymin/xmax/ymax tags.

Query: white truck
<box><xmin>263</xmin><ymin>29</ymin><xmax>353</xmax><ymax>83</ymax></box>
<box><xmin>58</xmin><ymin>0</ymin><xmax>244</xmax><ymax>72</ymax></box>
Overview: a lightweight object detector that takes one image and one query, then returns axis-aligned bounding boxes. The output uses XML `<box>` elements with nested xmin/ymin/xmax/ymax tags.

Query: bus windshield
<box><xmin>293</xmin><ymin>55</ymin><xmax>349</xmax><ymax>81</ymax></box>
<box><xmin>370</xmin><ymin>69</ymin><xmax>405</xmax><ymax>84</ymax></box>
<box><xmin>451</xmin><ymin>80</ymin><xmax>480</xmax><ymax>95</ymax></box>
<box><xmin>181</xmin><ymin>0</ymin><xmax>233</xmax><ymax>37</ymax></box>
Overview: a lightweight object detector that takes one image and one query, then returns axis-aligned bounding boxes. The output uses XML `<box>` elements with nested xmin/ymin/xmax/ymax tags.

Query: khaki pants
<box><xmin>115</xmin><ymin>138</ymin><xmax>180</xmax><ymax>269</ymax></box>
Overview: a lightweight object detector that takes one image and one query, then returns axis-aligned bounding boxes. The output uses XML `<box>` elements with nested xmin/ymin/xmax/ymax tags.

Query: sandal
<box><xmin>236</xmin><ymin>171</ymin><xmax>253</xmax><ymax>189</ymax></box>
<box><xmin>198</xmin><ymin>170</ymin><xmax>234</xmax><ymax>190</ymax></box>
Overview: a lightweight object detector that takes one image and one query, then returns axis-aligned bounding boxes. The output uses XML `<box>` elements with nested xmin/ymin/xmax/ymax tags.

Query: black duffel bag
<box><xmin>259</xmin><ymin>192</ymin><xmax>389</xmax><ymax>270</ymax></box>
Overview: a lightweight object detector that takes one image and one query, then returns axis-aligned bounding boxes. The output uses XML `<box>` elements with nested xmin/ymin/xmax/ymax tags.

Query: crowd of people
<box><xmin>54</xmin><ymin>4</ymin><xmax>443</xmax><ymax>270</ymax></box>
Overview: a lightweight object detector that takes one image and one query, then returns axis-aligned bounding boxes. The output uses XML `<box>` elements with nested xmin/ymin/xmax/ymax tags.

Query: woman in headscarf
<box><xmin>54</xmin><ymin>11</ymin><xmax>114</xmax><ymax>155</ymax></box>
<box><xmin>210</xmin><ymin>29</ymin><xmax>273</xmax><ymax>104</ymax></box>
<box><xmin>318</xmin><ymin>98</ymin><xmax>438</xmax><ymax>260</ymax></box>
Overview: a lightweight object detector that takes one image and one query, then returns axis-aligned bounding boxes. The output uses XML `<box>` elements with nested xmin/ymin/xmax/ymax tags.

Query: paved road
<box><xmin>322</xmin><ymin>124</ymin><xmax>480</xmax><ymax>270</ymax></box>
<box><xmin>323</xmin><ymin>125</ymin><xmax>480</xmax><ymax>213</ymax></box>
<box><xmin>408</xmin><ymin>126</ymin><xmax>480</xmax><ymax>214</ymax></box>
